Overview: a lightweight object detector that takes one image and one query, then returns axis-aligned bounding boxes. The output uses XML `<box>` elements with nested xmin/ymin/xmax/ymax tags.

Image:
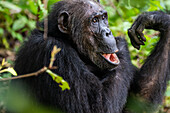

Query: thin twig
<box><xmin>43</xmin><ymin>17</ymin><xmax>48</xmax><ymax>40</ymax></box>
<box><xmin>0</xmin><ymin>67</ymin><xmax>47</xmax><ymax>81</ymax></box>
<box><xmin>43</xmin><ymin>0</ymin><xmax>48</xmax><ymax>40</ymax></box>
<box><xmin>0</xmin><ymin>66</ymin><xmax>57</xmax><ymax>81</ymax></box>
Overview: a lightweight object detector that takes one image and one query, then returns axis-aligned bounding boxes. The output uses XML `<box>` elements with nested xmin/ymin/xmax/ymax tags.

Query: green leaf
<box><xmin>46</xmin><ymin>69</ymin><xmax>70</xmax><ymax>91</ymax></box>
<box><xmin>0</xmin><ymin>6</ymin><xmax>4</xmax><ymax>12</ymax></box>
<box><xmin>28</xmin><ymin>0</ymin><xmax>38</xmax><ymax>14</ymax></box>
<box><xmin>0</xmin><ymin>28</ymin><xmax>4</xmax><ymax>36</ymax></box>
<box><xmin>0</xmin><ymin>1</ymin><xmax>21</xmax><ymax>13</ymax></box>
<box><xmin>2</xmin><ymin>37</ymin><xmax>10</xmax><ymax>49</ymax></box>
<box><xmin>148</xmin><ymin>0</ymin><xmax>164</xmax><ymax>11</ymax></box>
<box><xmin>8</xmin><ymin>68</ymin><xmax>17</xmax><ymax>76</ymax></box>
<box><xmin>0</xmin><ymin>67</ymin><xmax>17</xmax><ymax>76</ymax></box>
<box><xmin>27</xmin><ymin>20</ymin><xmax>36</xmax><ymax>30</ymax></box>
<box><xmin>164</xmin><ymin>0</ymin><xmax>170</xmax><ymax>10</ymax></box>
<box><xmin>11</xmin><ymin>31</ymin><xmax>23</xmax><ymax>42</ymax></box>
<box><xmin>12</xmin><ymin>16</ymin><xmax>27</xmax><ymax>31</ymax></box>
<box><xmin>59</xmin><ymin>80</ymin><xmax>70</xmax><ymax>91</ymax></box>
<box><xmin>5</xmin><ymin>14</ymin><xmax>13</xmax><ymax>26</ymax></box>
<box><xmin>38</xmin><ymin>0</ymin><xmax>48</xmax><ymax>19</ymax></box>
<box><xmin>15</xmin><ymin>33</ymin><xmax>23</xmax><ymax>42</ymax></box>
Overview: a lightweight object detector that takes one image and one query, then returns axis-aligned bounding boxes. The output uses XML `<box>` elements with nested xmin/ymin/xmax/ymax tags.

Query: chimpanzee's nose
<box><xmin>105</xmin><ymin>28</ymin><xmax>112</xmax><ymax>37</ymax></box>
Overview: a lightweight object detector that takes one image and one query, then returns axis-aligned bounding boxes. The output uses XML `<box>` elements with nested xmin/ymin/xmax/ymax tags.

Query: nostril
<box><xmin>106</xmin><ymin>31</ymin><xmax>111</xmax><ymax>37</ymax></box>
<box><xmin>106</xmin><ymin>32</ymin><xmax>109</xmax><ymax>37</ymax></box>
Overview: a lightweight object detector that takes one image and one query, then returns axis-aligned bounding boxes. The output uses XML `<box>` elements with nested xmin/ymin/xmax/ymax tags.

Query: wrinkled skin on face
<box><xmin>58</xmin><ymin>0</ymin><xmax>120</xmax><ymax>70</ymax></box>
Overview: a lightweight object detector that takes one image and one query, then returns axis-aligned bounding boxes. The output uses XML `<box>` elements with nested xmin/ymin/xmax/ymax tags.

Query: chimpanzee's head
<box><xmin>48</xmin><ymin>0</ymin><xmax>120</xmax><ymax>70</ymax></box>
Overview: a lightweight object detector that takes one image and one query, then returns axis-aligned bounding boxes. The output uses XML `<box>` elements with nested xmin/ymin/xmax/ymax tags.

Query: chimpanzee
<box><xmin>12</xmin><ymin>0</ymin><xmax>170</xmax><ymax>113</ymax></box>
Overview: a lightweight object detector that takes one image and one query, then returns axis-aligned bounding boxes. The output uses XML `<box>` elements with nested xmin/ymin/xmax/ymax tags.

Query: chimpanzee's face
<box><xmin>57</xmin><ymin>0</ymin><xmax>120</xmax><ymax>70</ymax></box>
<box><xmin>80</xmin><ymin>1</ymin><xmax>120</xmax><ymax>70</ymax></box>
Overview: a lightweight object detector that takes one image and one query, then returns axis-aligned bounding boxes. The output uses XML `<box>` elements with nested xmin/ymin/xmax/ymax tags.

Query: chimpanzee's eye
<box><xmin>92</xmin><ymin>17</ymin><xmax>98</xmax><ymax>23</ymax></box>
<box><xmin>102</xmin><ymin>13</ymin><xmax>107</xmax><ymax>20</ymax></box>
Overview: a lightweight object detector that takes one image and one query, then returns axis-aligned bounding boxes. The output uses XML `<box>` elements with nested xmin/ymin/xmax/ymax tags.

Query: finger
<box><xmin>136</xmin><ymin>24</ymin><xmax>146</xmax><ymax>42</ymax></box>
<box><xmin>128</xmin><ymin>28</ymin><xmax>144</xmax><ymax>45</ymax></box>
<box><xmin>128</xmin><ymin>30</ymin><xmax>140</xmax><ymax>49</ymax></box>
<box><xmin>131</xmin><ymin>40</ymin><xmax>140</xmax><ymax>50</ymax></box>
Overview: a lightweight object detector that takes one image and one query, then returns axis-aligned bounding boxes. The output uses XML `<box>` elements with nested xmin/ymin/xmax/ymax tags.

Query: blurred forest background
<box><xmin>0</xmin><ymin>0</ymin><xmax>170</xmax><ymax>113</ymax></box>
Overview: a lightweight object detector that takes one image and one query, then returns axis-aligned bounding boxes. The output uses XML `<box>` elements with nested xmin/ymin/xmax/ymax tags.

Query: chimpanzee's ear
<box><xmin>58</xmin><ymin>11</ymin><xmax>70</xmax><ymax>34</ymax></box>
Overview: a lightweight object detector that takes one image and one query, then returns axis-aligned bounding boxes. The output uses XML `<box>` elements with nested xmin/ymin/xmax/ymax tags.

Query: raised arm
<box><xmin>128</xmin><ymin>11</ymin><xmax>170</xmax><ymax>111</ymax></box>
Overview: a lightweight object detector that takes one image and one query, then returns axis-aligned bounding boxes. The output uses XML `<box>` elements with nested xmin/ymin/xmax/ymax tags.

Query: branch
<box><xmin>0</xmin><ymin>66</ymin><xmax>57</xmax><ymax>81</ymax></box>
<box><xmin>0</xmin><ymin>67</ymin><xmax>47</xmax><ymax>81</ymax></box>
<box><xmin>43</xmin><ymin>0</ymin><xmax>48</xmax><ymax>40</ymax></box>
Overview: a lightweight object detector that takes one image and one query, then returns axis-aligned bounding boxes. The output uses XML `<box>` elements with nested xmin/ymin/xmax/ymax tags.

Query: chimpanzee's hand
<box><xmin>128</xmin><ymin>11</ymin><xmax>170</xmax><ymax>49</ymax></box>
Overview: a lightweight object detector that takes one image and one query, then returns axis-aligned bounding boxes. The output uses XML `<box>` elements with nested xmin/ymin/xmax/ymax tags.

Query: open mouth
<box><xmin>100</xmin><ymin>53</ymin><xmax>120</xmax><ymax>65</ymax></box>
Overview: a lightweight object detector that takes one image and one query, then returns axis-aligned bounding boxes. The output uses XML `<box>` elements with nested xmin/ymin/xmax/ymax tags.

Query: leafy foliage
<box><xmin>0</xmin><ymin>0</ymin><xmax>36</xmax><ymax>49</ymax></box>
<box><xmin>0</xmin><ymin>0</ymin><xmax>60</xmax><ymax>49</ymax></box>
